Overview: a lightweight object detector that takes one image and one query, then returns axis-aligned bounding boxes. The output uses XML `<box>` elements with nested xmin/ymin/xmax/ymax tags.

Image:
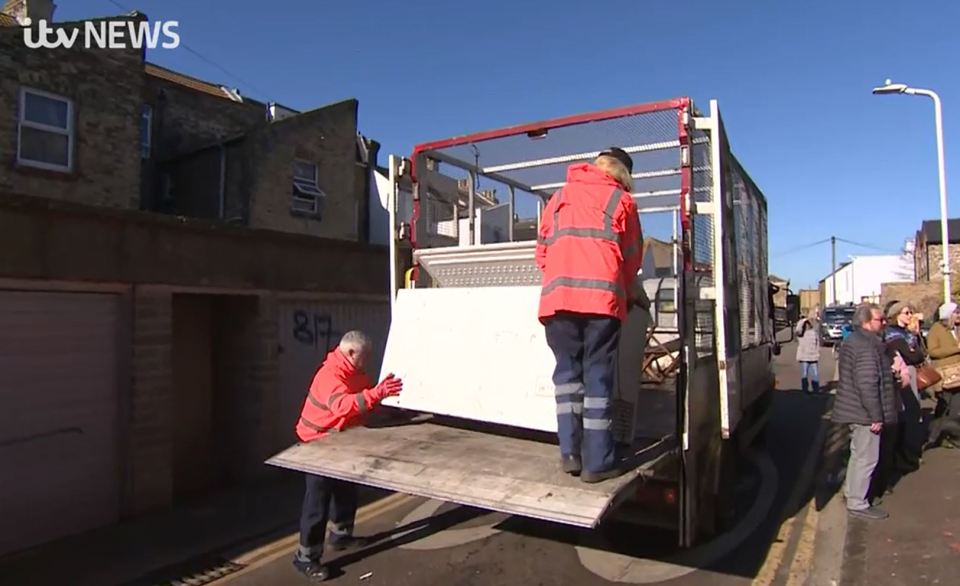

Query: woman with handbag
<box><xmin>883</xmin><ymin>302</ymin><xmax>928</xmax><ymax>474</ymax></box>
<box><xmin>926</xmin><ymin>302</ymin><xmax>960</xmax><ymax>416</ymax></box>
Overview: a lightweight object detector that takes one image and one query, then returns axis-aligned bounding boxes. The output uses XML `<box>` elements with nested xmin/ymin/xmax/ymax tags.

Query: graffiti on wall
<box><xmin>291</xmin><ymin>310</ymin><xmax>342</xmax><ymax>351</ymax></box>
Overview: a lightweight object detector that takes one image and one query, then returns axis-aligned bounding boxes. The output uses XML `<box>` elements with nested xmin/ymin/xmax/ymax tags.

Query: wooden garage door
<box><xmin>0</xmin><ymin>291</ymin><xmax>120</xmax><ymax>556</ymax></box>
<box><xmin>276</xmin><ymin>299</ymin><xmax>390</xmax><ymax>448</ymax></box>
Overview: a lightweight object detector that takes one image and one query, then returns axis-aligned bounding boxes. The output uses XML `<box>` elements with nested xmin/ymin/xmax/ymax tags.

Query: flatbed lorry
<box><xmin>268</xmin><ymin>97</ymin><xmax>776</xmax><ymax>547</ymax></box>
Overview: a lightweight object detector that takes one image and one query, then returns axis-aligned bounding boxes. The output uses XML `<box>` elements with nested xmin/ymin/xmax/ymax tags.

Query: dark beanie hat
<box><xmin>599</xmin><ymin>147</ymin><xmax>634</xmax><ymax>174</ymax></box>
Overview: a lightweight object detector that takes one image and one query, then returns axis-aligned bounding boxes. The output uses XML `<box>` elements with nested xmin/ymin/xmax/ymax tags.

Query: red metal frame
<box><xmin>411</xmin><ymin>97</ymin><xmax>690</xmax><ymax>177</ymax></box>
<box><xmin>406</xmin><ymin>97</ymin><xmax>691</xmax><ymax>259</ymax></box>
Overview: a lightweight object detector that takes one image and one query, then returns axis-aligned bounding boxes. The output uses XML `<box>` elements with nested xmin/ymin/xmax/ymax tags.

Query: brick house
<box><xmin>913</xmin><ymin>218</ymin><xmax>960</xmax><ymax>285</ymax></box>
<box><xmin>0</xmin><ymin>3</ymin><xmax>389</xmax><ymax>557</ymax></box>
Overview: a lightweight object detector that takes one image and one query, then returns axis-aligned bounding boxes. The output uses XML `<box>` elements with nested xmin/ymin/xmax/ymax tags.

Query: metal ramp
<box><xmin>266</xmin><ymin>419</ymin><xmax>675</xmax><ymax>528</ymax></box>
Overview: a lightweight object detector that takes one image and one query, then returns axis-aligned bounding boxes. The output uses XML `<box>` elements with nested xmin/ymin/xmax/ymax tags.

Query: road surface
<box><xmin>197</xmin><ymin>342</ymin><xmax>835</xmax><ymax>586</ymax></box>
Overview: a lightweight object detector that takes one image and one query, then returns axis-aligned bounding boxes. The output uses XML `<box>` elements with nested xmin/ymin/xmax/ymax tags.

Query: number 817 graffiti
<box><xmin>292</xmin><ymin>310</ymin><xmax>342</xmax><ymax>350</ymax></box>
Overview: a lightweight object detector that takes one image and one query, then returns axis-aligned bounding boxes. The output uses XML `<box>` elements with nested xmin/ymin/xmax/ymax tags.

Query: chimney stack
<box><xmin>4</xmin><ymin>0</ymin><xmax>56</xmax><ymax>23</ymax></box>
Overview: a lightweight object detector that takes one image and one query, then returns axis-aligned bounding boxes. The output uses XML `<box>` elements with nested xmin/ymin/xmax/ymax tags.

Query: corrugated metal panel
<box><xmin>276</xmin><ymin>299</ymin><xmax>390</xmax><ymax>447</ymax></box>
<box><xmin>0</xmin><ymin>291</ymin><xmax>120</xmax><ymax>556</ymax></box>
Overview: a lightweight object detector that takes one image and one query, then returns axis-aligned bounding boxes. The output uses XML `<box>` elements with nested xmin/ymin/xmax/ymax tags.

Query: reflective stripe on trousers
<box><xmin>544</xmin><ymin>312</ymin><xmax>620</xmax><ymax>474</ymax></box>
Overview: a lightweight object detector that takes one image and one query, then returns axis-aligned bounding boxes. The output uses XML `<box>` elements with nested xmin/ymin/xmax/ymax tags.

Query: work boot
<box><xmin>293</xmin><ymin>558</ymin><xmax>330</xmax><ymax>582</ymax></box>
<box><xmin>580</xmin><ymin>466</ymin><xmax>625</xmax><ymax>484</ymax></box>
<box><xmin>561</xmin><ymin>454</ymin><xmax>581</xmax><ymax>476</ymax></box>
<box><xmin>327</xmin><ymin>535</ymin><xmax>372</xmax><ymax>552</ymax></box>
<box><xmin>848</xmin><ymin>506</ymin><xmax>889</xmax><ymax>521</ymax></box>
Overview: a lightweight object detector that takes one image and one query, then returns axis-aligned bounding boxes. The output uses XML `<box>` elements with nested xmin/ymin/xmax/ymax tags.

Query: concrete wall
<box><xmin>0</xmin><ymin>18</ymin><xmax>143</xmax><ymax>210</ymax></box>
<box><xmin>0</xmin><ymin>191</ymin><xmax>388</xmax><ymax>293</ymax></box>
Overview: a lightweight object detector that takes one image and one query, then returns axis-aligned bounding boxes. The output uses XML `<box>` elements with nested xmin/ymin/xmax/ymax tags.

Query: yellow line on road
<box><xmin>751</xmin><ymin>402</ymin><xmax>831</xmax><ymax>586</ymax></box>
<box><xmin>752</xmin><ymin>515</ymin><xmax>797</xmax><ymax>586</ymax></box>
<box><xmin>212</xmin><ymin>492</ymin><xmax>416</xmax><ymax>583</ymax></box>
<box><xmin>785</xmin><ymin>502</ymin><xmax>819</xmax><ymax>586</ymax></box>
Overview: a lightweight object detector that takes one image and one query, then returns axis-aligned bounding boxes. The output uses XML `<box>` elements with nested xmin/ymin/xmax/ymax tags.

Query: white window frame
<box><xmin>291</xmin><ymin>159</ymin><xmax>325</xmax><ymax>215</ymax></box>
<box><xmin>17</xmin><ymin>87</ymin><xmax>74</xmax><ymax>172</ymax></box>
<box><xmin>141</xmin><ymin>104</ymin><xmax>152</xmax><ymax>159</ymax></box>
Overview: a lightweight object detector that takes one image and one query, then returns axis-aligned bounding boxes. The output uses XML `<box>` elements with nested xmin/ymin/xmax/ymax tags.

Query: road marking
<box><xmin>576</xmin><ymin>448</ymin><xmax>779</xmax><ymax>584</ymax></box>
<box><xmin>785</xmin><ymin>502</ymin><xmax>819</xmax><ymax>586</ymax></box>
<box><xmin>751</xmin><ymin>408</ymin><xmax>831</xmax><ymax>586</ymax></box>
<box><xmin>753</xmin><ymin>515</ymin><xmax>797</xmax><ymax>585</ymax></box>
<box><xmin>212</xmin><ymin>492</ymin><xmax>416</xmax><ymax>583</ymax></box>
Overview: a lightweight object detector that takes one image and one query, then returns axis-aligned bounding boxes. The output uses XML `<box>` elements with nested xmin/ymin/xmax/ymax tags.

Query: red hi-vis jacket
<box><xmin>535</xmin><ymin>163</ymin><xmax>643</xmax><ymax>322</ymax></box>
<box><xmin>296</xmin><ymin>348</ymin><xmax>378</xmax><ymax>442</ymax></box>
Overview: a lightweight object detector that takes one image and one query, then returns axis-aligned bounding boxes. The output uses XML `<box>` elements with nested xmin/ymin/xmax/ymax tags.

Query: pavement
<box><xmin>0</xmin><ymin>474</ymin><xmax>389</xmax><ymax>586</ymax></box>
<box><xmin>836</xmin><ymin>410</ymin><xmax>960</xmax><ymax>585</ymax></box>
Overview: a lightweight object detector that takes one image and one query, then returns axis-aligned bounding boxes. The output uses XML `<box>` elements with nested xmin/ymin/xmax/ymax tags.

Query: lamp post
<box><xmin>873</xmin><ymin>79</ymin><xmax>951</xmax><ymax>303</ymax></box>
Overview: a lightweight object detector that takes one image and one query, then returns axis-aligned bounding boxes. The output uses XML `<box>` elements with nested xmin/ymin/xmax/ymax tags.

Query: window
<box><xmin>657</xmin><ymin>287</ymin><xmax>677</xmax><ymax>314</ymax></box>
<box><xmin>291</xmin><ymin>159</ymin><xmax>325</xmax><ymax>214</ymax></box>
<box><xmin>17</xmin><ymin>87</ymin><xmax>74</xmax><ymax>171</ymax></box>
<box><xmin>141</xmin><ymin>105</ymin><xmax>152</xmax><ymax>159</ymax></box>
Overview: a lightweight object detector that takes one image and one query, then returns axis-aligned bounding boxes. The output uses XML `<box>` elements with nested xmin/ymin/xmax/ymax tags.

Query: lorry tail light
<box><xmin>663</xmin><ymin>487</ymin><xmax>677</xmax><ymax>505</ymax></box>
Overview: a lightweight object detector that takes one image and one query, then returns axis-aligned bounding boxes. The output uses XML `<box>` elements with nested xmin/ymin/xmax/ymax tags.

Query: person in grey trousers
<box><xmin>795</xmin><ymin>312</ymin><xmax>821</xmax><ymax>393</ymax></box>
<box><xmin>831</xmin><ymin>303</ymin><xmax>899</xmax><ymax>520</ymax></box>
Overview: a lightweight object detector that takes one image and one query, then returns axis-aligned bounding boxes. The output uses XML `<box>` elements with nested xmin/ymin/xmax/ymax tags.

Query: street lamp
<box><xmin>873</xmin><ymin>79</ymin><xmax>951</xmax><ymax>303</ymax></box>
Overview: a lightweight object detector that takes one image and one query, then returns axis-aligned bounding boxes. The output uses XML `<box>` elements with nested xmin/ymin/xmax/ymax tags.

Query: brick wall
<box><xmin>144</xmin><ymin>75</ymin><xmax>263</xmax><ymax>159</ymax></box>
<box><xmin>0</xmin><ymin>19</ymin><xmax>144</xmax><ymax>209</ymax></box>
<box><xmin>211</xmin><ymin>294</ymin><xmax>280</xmax><ymax>483</ymax></box>
<box><xmin>245</xmin><ymin>99</ymin><xmax>362</xmax><ymax>240</ymax></box>
<box><xmin>141</xmin><ymin>75</ymin><xmax>264</xmax><ymax>212</ymax></box>
<box><xmin>880</xmin><ymin>281</ymin><xmax>943</xmax><ymax>323</ymax></box>
<box><xmin>920</xmin><ymin>243</ymin><xmax>960</xmax><ymax>284</ymax></box>
<box><xmin>126</xmin><ymin>287</ymin><xmax>173</xmax><ymax>516</ymax></box>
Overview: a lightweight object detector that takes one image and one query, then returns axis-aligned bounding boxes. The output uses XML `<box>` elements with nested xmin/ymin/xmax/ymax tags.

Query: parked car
<box><xmin>820</xmin><ymin>304</ymin><xmax>856</xmax><ymax>346</ymax></box>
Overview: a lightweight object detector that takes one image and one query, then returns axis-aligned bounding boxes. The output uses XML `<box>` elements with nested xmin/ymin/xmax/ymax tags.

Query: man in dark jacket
<box><xmin>832</xmin><ymin>303</ymin><xmax>898</xmax><ymax>520</ymax></box>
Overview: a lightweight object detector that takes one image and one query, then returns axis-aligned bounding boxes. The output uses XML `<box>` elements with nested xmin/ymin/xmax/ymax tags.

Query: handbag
<box><xmin>935</xmin><ymin>361</ymin><xmax>960</xmax><ymax>391</ymax></box>
<box><xmin>916</xmin><ymin>362</ymin><xmax>943</xmax><ymax>391</ymax></box>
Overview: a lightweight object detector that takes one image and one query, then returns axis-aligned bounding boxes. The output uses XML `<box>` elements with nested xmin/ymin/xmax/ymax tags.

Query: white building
<box><xmin>820</xmin><ymin>254</ymin><xmax>913</xmax><ymax>306</ymax></box>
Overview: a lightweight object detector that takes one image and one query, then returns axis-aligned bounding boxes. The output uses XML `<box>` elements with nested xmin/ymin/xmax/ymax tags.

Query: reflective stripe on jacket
<box><xmin>535</xmin><ymin>163</ymin><xmax>643</xmax><ymax>322</ymax></box>
<box><xmin>296</xmin><ymin>348</ymin><xmax>376</xmax><ymax>442</ymax></box>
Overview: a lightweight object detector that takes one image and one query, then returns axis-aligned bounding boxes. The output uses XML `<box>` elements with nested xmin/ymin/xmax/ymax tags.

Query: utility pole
<box><xmin>831</xmin><ymin>235</ymin><xmax>837</xmax><ymax>305</ymax></box>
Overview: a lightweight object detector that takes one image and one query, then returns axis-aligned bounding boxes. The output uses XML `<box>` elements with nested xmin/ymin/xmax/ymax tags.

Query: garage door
<box><xmin>276</xmin><ymin>299</ymin><xmax>390</xmax><ymax>448</ymax></box>
<box><xmin>0</xmin><ymin>291</ymin><xmax>120</xmax><ymax>556</ymax></box>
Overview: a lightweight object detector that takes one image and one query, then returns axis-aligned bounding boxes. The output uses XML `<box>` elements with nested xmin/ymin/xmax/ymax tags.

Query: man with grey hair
<box><xmin>293</xmin><ymin>330</ymin><xmax>403</xmax><ymax>581</ymax></box>
<box><xmin>831</xmin><ymin>303</ymin><xmax>898</xmax><ymax>520</ymax></box>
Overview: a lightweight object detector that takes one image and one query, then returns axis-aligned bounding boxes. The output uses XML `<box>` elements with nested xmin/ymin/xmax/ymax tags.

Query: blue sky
<box><xmin>61</xmin><ymin>0</ymin><xmax>960</xmax><ymax>289</ymax></box>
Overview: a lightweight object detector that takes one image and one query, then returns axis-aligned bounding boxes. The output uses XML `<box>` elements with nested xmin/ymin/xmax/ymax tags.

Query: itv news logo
<box><xmin>22</xmin><ymin>18</ymin><xmax>181</xmax><ymax>50</ymax></box>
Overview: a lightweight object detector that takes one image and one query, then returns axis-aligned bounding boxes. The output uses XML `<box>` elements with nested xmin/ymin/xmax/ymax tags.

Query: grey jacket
<box><xmin>832</xmin><ymin>328</ymin><xmax>899</xmax><ymax>425</ymax></box>
<box><xmin>795</xmin><ymin>318</ymin><xmax>820</xmax><ymax>362</ymax></box>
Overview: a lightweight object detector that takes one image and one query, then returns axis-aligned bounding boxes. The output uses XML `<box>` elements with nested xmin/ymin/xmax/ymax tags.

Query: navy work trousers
<box><xmin>296</xmin><ymin>473</ymin><xmax>358</xmax><ymax>563</ymax></box>
<box><xmin>543</xmin><ymin>311</ymin><xmax>621</xmax><ymax>474</ymax></box>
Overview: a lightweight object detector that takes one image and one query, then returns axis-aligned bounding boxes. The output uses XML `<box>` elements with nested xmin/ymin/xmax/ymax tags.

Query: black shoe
<box><xmin>561</xmin><ymin>455</ymin><xmax>582</xmax><ymax>476</ymax></box>
<box><xmin>328</xmin><ymin>535</ymin><xmax>371</xmax><ymax>552</ymax></box>
<box><xmin>293</xmin><ymin>559</ymin><xmax>330</xmax><ymax>581</ymax></box>
<box><xmin>580</xmin><ymin>467</ymin><xmax>625</xmax><ymax>484</ymax></box>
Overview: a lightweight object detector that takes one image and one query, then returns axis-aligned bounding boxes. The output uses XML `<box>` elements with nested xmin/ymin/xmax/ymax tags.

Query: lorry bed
<box><xmin>266</xmin><ymin>417</ymin><xmax>676</xmax><ymax>528</ymax></box>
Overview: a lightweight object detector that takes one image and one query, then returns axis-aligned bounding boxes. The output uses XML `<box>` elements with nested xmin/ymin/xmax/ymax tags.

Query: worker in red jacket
<box><xmin>292</xmin><ymin>330</ymin><xmax>403</xmax><ymax>582</ymax></box>
<box><xmin>535</xmin><ymin>147</ymin><xmax>643</xmax><ymax>484</ymax></box>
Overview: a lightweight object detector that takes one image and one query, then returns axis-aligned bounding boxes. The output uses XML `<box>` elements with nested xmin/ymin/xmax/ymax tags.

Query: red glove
<box><xmin>370</xmin><ymin>373</ymin><xmax>403</xmax><ymax>402</ymax></box>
